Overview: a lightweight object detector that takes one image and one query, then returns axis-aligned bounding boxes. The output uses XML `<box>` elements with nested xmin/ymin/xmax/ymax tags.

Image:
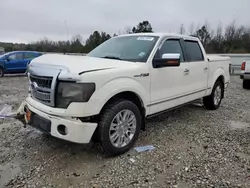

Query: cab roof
<box><xmin>116</xmin><ymin>32</ymin><xmax>199</xmax><ymax>41</ymax></box>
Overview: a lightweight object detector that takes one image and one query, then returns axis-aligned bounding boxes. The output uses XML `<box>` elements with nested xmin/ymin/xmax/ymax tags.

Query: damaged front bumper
<box><xmin>15</xmin><ymin>100</ymin><xmax>98</xmax><ymax>144</ymax></box>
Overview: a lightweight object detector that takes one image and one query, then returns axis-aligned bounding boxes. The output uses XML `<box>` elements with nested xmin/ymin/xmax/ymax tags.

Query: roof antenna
<box><xmin>64</xmin><ymin>20</ymin><xmax>69</xmax><ymax>41</ymax></box>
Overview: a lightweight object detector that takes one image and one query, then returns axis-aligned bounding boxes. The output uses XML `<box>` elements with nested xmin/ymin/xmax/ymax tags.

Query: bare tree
<box><xmin>215</xmin><ymin>22</ymin><xmax>224</xmax><ymax>51</ymax></box>
<box><xmin>189</xmin><ymin>23</ymin><xmax>195</xmax><ymax>36</ymax></box>
<box><xmin>224</xmin><ymin>21</ymin><xmax>237</xmax><ymax>42</ymax></box>
<box><xmin>179</xmin><ymin>24</ymin><xmax>185</xmax><ymax>34</ymax></box>
<box><xmin>124</xmin><ymin>26</ymin><xmax>132</xmax><ymax>34</ymax></box>
<box><xmin>71</xmin><ymin>34</ymin><xmax>83</xmax><ymax>44</ymax></box>
<box><xmin>196</xmin><ymin>25</ymin><xmax>212</xmax><ymax>49</ymax></box>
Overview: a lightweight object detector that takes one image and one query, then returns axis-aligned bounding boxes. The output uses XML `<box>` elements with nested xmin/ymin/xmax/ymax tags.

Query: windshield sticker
<box><xmin>138</xmin><ymin>52</ymin><xmax>146</xmax><ymax>57</ymax></box>
<box><xmin>137</xmin><ymin>37</ymin><xmax>154</xmax><ymax>41</ymax></box>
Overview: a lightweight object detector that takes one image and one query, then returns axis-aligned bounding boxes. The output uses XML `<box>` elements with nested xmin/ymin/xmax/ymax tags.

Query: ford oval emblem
<box><xmin>31</xmin><ymin>82</ymin><xmax>38</xmax><ymax>89</ymax></box>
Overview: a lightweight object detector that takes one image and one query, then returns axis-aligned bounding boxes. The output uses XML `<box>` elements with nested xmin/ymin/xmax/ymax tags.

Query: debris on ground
<box><xmin>0</xmin><ymin>104</ymin><xmax>15</xmax><ymax>118</ymax></box>
<box><xmin>134</xmin><ymin>145</ymin><xmax>155</xmax><ymax>152</ymax></box>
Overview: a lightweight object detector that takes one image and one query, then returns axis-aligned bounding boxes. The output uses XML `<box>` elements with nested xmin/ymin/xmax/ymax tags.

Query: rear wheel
<box><xmin>203</xmin><ymin>81</ymin><xmax>224</xmax><ymax>110</ymax></box>
<box><xmin>98</xmin><ymin>99</ymin><xmax>141</xmax><ymax>156</ymax></box>
<box><xmin>0</xmin><ymin>67</ymin><xmax>4</xmax><ymax>77</ymax></box>
<box><xmin>243</xmin><ymin>80</ymin><xmax>250</xmax><ymax>89</ymax></box>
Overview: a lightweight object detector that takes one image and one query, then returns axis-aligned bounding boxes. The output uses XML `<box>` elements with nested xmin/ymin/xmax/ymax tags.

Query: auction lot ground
<box><xmin>0</xmin><ymin>75</ymin><xmax>250</xmax><ymax>188</ymax></box>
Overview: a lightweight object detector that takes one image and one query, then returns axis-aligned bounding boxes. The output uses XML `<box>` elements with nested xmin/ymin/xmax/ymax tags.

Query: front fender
<box><xmin>88</xmin><ymin>77</ymin><xmax>150</xmax><ymax>116</ymax></box>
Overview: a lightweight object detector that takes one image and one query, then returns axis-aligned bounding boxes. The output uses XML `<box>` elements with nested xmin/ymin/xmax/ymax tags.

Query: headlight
<box><xmin>56</xmin><ymin>82</ymin><xmax>95</xmax><ymax>108</ymax></box>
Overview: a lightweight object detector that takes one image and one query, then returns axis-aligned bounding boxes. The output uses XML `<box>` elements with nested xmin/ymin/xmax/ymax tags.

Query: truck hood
<box><xmin>30</xmin><ymin>54</ymin><xmax>139</xmax><ymax>74</ymax></box>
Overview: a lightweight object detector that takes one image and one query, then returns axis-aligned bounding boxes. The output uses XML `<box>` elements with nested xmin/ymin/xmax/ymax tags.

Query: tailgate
<box><xmin>245</xmin><ymin>60</ymin><xmax>250</xmax><ymax>73</ymax></box>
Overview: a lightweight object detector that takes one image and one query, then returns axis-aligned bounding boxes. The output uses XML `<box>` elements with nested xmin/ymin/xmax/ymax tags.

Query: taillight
<box><xmin>241</xmin><ymin>62</ymin><xmax>246</xmax><ymax>70</ymax></box>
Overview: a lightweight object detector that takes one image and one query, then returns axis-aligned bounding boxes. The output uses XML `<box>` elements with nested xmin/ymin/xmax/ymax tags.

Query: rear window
<box><xmin>9</xmin><ymin>53</ymin><xmax>23</xmax><ymax>60</ymax></box>
<box><xmin>24</xmin><ymin>53</ymin><xmax>38</xmax><ymax>59</ymax></box>
<box><xmin>185</xmin><ymin>41</ymin><xmax>204</xmax><ymax>62</ymax></box>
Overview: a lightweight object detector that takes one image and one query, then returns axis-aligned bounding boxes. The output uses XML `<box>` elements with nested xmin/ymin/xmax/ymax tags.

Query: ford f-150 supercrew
<box><xmin>19</xmin><ymin>33</ymin><xmax>230</xmax><ymax>156</ymax></box>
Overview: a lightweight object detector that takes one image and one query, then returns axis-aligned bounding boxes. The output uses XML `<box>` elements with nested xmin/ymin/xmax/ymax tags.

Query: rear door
<box><xmin>183</xmin><ymin>40</ymin><xmax>209</xmax><ymax>97</ymax></box>
<box><xmin>5</xmin><ymin>52</ymin><xmax>24</xmax><ymax>72</ymax></box>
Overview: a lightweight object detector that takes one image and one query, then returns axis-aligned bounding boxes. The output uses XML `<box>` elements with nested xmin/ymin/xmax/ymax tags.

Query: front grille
<box><xmin>32</xmin><ymin>90</ymin><xmax>51</xmax><ymax>102</ymax></box>
<box><xmin>29</xmin><ymin>74</ymin><xmax>55</xmax><ymax>106</ymax></box>
<box><xmin>30</xmin><ymin>75</ymin><xmax>53</xmax><ymax>89</ymax></box>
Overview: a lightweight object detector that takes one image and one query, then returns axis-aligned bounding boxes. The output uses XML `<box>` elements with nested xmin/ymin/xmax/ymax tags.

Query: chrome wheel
<box><xmin>214</xmin><ymin>85</ymin><xmax>222</xmax><ymax>105</ymax></box>
<box><xmin>109</xmin><ymin>109</ymin><xmax>137</xmax><ymax>148</ymax></box>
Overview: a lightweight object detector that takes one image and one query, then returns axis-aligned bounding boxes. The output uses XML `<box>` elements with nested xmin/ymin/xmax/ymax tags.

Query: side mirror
<box><xmin>5</xmin><ymin>57</ymin><xmax>9</xmax><ymax>62</ymax></box>
<box><xmin>153</xmin><ymin>53</ymin><xmax>181</xmax><ymax>68</ymax></box>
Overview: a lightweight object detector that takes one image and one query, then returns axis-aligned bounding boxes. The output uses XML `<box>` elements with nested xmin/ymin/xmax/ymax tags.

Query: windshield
<box><xmin>87</xmin><ymin>35</ymin><xmax>159</xmax><ymax>62</ymax></box>
<box><xmin>0</xmin><ymin>52</ymin><xmax>11</xmax><ymax>58</ymax></box>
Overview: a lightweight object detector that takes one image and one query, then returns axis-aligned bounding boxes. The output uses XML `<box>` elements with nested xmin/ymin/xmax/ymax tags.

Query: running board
<box><xmin>146</xmin><ymin>99</ymin><xmax>203</xmax><ymax>119</ymax></box>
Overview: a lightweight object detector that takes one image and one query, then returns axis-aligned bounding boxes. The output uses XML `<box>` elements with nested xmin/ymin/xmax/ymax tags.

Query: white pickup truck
<box><xmin>240</xmin><ymin>60</ymin><xmax>250</xmax><ymax>89</ymax></box>
<box><xmin>19</xmin><ymin>33</ymin><xmax>230</xmax><ymax>155</ymax></box>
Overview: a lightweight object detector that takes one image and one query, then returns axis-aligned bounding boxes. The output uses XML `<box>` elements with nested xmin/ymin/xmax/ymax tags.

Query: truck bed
<box><xmin>207</xmin><ymin>55</ymin><xmax>230</xmax><ymax>62</ymax></box>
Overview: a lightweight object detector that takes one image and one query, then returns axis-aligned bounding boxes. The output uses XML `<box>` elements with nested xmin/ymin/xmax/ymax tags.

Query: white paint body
<box><xmin>24</xmin><ymin>33</ymin><xmax>231</xmax><ymax>144</ymax></box>
<box><xmin>241</xmin><ymin>60</ymin><xmax>250</xmax><ymax>80</ymax></box>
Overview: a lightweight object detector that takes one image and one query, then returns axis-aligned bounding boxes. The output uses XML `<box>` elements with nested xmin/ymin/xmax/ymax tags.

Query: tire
<box><xmin>0</xmin><ymin>67</ymin><xmax>4</xmax><ymax>77</ymax></box>
<box><xmin>203</xmin><ymin>80</ymin><xmax>224</xmax><ymax>110</ymax></box>
<box><xmin>243</xmin><ymin>80</ymin><xmax>250</xmax><ymax>89</ymax></box>
<box><xmin>98</xmin><ymin>99</ymin><xmax>141</xmax><ymax>156</ymax></box>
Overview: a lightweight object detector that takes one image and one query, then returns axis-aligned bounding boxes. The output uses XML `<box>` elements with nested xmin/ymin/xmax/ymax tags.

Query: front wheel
<box><xmin>98</xmin><ymin>99</ymin><xmax>141</xmax><ymax>156</ymax></box>
<box><xmin>203</xmin><ymin>81</ymin><xmax>224</xmax><ymax>110</ymax></box>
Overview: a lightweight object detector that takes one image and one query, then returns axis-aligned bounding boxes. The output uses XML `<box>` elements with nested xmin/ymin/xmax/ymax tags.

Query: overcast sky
<box><xmin>0</xmin><ymin>0</ymin><xmax>249</xmax><ymax>43</ymax></box>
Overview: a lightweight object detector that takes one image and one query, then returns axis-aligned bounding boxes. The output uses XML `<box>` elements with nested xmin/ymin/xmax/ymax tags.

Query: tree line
<box><xmin>1</xmin><ymin>20</ymin><xmax>250</xmax><ymax>54</ymax></box>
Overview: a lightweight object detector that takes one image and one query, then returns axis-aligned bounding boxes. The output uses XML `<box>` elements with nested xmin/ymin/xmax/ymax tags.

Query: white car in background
<box><xmin>240</xmin><ymin>61</ymin><xmax>250</xmax><ymax>89</ymax></box>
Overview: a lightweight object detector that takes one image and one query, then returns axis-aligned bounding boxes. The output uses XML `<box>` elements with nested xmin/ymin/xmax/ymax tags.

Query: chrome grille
<box><xmin>30</xmin><ymin>75</ymin><xmax>53</xmax><ymax>89</ymax></box>
<box><xmin>29</xmin><ymin>74</ymin><xmax>54</xmax><ymax>106</ymax></box>
<box><xmin>32</xmin><ymin>90</ymin><xmax>51</xmax><ymax>102</ymax></box>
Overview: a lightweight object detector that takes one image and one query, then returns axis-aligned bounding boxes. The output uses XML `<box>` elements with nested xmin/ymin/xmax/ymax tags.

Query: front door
<box><xmin>5</xmin><ymin>52</ymin><xmax>25</xmax><ymax>72</ymax></box>
<box><xmin>149</xmin><ymin>38</ymin><xmax>192</xmax><ymax>114</ymax></box>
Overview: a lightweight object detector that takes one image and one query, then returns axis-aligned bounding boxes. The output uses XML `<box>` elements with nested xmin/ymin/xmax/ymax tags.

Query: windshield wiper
<box><xmin>102</xmin><ymin>56</ymin><xmax>122</xmax><ymax>60</ymax></box>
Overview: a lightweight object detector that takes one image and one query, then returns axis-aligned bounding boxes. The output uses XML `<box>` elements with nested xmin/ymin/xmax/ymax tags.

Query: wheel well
<box><xmin>217</xmin><ymin>75</ymin><xmax>225</xmax><ymax>85</ymax></box>
<box><xmin>100</xmin><ymin>91</ymin><xmax>146</xmax><ymax>130</ymax></box>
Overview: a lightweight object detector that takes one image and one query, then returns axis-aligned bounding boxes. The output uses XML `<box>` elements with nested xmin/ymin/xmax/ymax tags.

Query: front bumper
<box><xmin>23</xmin><ymin>100</ymin><xmax>97</xmax><ymax>144</ymax></box>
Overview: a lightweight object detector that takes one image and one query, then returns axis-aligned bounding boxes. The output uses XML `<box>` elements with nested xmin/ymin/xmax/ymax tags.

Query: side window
<box><xmin>8</xmin><ymin>54</ymin><xmax>17</xmax><ymax>61</ymax></box>
<box><xmin>9</xmin><ymin>53</ymin><xmax>23</xmax><ymax>61</ymax></box>
<box><xmin>185</xmin><ymin>41</ymin><xmax>204</xmax><ymax>61</ymax></box>
<box><xmin>157</xmin><ymin>39</ymin><xmax>184</xmax><ymax>62</ymax></box>
<box><xmin>24</xmin><ymin>53</ymin><xmax>36</xmax><ymax>59</ymax></box>
<box><xmin>16</xmin><ymin>53</ymin><xmax>23</xmax><ymax>60</ymax></box>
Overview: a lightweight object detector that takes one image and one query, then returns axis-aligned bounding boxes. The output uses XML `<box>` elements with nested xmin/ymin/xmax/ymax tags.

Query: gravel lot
<box><xmin>0</xmin><ymin>75</ymin><xmax>250</xmax><ymax>188</ymax></box>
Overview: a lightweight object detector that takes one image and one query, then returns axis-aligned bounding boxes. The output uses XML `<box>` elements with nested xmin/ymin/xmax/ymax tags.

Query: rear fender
<box><xmin>207</xmin><ymin>68</ymin><xmax>225</xmax><ymax>96</ymax></box>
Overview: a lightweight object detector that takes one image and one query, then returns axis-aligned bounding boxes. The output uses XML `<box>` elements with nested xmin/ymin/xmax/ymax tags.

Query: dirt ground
<box><xmin>0</xmin><ymin>75</ymin><xmax>250</xmax><ymax>188</ymax></box>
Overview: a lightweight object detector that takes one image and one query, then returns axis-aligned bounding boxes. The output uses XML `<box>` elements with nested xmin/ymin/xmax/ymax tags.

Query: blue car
<box><xmin>0</xmin><ymin>51</ymin><xmax>42</xmax><ymax>77</ymax></box>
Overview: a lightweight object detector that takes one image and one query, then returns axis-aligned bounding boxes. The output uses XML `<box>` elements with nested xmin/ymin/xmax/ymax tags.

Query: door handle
<box><xmin>204</xmin><ymin>67</ymin><xmax>208</xmax><ymax>71</ymax></box>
